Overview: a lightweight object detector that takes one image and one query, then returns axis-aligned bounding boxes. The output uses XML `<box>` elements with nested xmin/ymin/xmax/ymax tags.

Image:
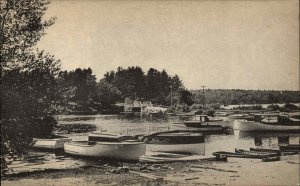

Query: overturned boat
<box><xmin>234</xmin><ymin>114</ymin><xmax>300</xmax><ymax>132</ymax></box>
<box><xmin>141</xmin><ymin>130</ymin><xmax>205</xmax><ymax>155</ymax></box>
<box><xmin>64</xmin><ymin>132</ymin><xmax>146</xmax><ymax>161</ymax></box>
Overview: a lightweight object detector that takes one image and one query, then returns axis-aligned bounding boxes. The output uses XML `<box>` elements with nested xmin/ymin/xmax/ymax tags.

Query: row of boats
<box><xmin>32</xmin><ymin>112</ymin><xmax>299</xmax><ymax>162</ymax></box>
<box><xmin>233</xmin><ymin>113</ymin><xmax>300</xmax><ymax>132</ymax></box>
<box><xmin>33</xmin><ymin>130</ymin><xmax>205</xmax><ymax>161</ymax></box>
<box><xmin>174</xmin><ymin>112</ymin><xmax>300</xmax><ymax>132</ymax></box>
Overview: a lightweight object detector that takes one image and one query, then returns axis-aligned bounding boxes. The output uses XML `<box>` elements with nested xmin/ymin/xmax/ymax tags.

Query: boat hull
<box><xmin>64</xmin><ymin>141</ymin><xmax>146</xmax><ymax>161</ymax></box>
<box><xmin>33</xmin><ymin>138</ymin><xmax>71</xmax><ymax>149</ymax></box>
<box><xmin>146</xmin><ymin>143</ymin><xmax>205</xmax><ymax>155</ymax></box>
<box><xmin>234</xmin><ymin>120</ymin><xmax>300</xmax><ymax>132</ymax></box>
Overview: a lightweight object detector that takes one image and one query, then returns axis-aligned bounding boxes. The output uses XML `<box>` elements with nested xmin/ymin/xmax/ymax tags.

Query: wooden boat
<box><xmin>64</xmin><ymin>132</ymin><xmax>146</xmax><ymax>161</ymax></box>
<box><xmin>234</xmin><ymin>114</ymin><xmax>300</xmax><ymax>132</ymax></box>
<box><xmin>213</xmin><ymin>150</ymin><xmax>278</xmax><ymax>159</ymax></box>
<box><xmin>142</xmin><ymin>130</ymin><xmax>205</xmax><ymax>155</ymax></box>
<box><xmin>279</xmin><ymin>144</ymin><xmax>300</xmax><ymax>152</ymax></box>
<box><xmin>262</xmin><ymin>156</ymin><xmax>280</xmax><ymax>162</ymax></box>
<box><xmin>249</xmin><ymin>147</ymin><xmax>298</xmax><ymax>155</ymax></box>
<box><xmin>183</xmin><ymin>115</ymin><xmax>227</xmax><ymax>128</ymax></box>
<box><xmin>32</xmin><ymin>136</ymin><xmax>71</xmax><ymax>149</ymax></box>
<box><xmin>172</xmin><ymin>123</ymin><xmax>230</xmax><ymax>134</ymax></box>
<box><xmin>88</xmin><ymin>132</ymin><xmax>138</xmax><ymax>142</ymax></box>
<box><xmin>235</xmin><ymin>148</ymin><xmax>279</xmax><ymax>156</ymax></box>
<box><xmin>139</xmin><ymin>153</ymin><xmax>214</xmax><ymax>163</ymax></box>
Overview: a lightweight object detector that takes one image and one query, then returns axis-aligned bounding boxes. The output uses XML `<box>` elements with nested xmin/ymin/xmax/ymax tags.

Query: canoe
<box><xmin>32</xmin><ymin>137</ymin><xmax>71</xmax><ymax>149</ymax></box>
<box><xmin>234</xmin><ymin>120</ymin><xmax>300</xmax><ymax>132</ymax></box>
<box><xmin>64</xmin><ymin>141</ymin><xmax>146</xmax><ymax>161</ymax></box>
<box><xmin>142</xmin><ymin>130</ymin><xmax>205</xmax><ymax>155</ymax></box>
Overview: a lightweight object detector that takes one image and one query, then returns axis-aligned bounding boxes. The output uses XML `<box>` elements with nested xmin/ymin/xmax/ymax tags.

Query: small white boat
<box><xmin>142</xmin><ymin>130</ymin><xmax>205</xmax><ymax>155</ymax></box>
<box><xmin>234</xmin><ymin>114</ymin><xmax>300</xmax><ymax>132</ymax></box>
<box><xmin>64</xmin><ymin>141</ymin><xmax>146</xmax><ymax>161</ymax></box>
<box><xmin>33</xmin><ymin>136</ymin><xmax>71</xmax><ymax>149</ymax></box>
<box><xmin>64</xmin><ymin>132</ymin><xmax>146</xmax><ymax>161</ymax></box>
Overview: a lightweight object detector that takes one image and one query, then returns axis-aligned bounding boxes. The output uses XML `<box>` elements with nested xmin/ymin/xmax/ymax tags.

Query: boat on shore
<box><xmin>141</xmin><ymin>130</ymin><xmax>205</xmax><ymax>155</ymax></box>
<box><xmin>213</xmin><ymin>149</ymin><xmax>279</xmax><ymax>159</ymax></box>
<box><xmin>234</xmin><ymin>114</ymin><xmax>300</xmax><ymax>132</ymax></box>
<box><xmin>249</xmin><ymin>147</ymin><xmax>299</xmax><ymax>155</ymax></box>
<box><xmin>32</xmin><ymin>136</ymin><xmax>71</xmax><ymax>150</ymax></box>
<box><xmin>279</xmin><ymin>144</ymin><xmax>300</xmax><ymax>152</ymax></box>
<box><xmin>64</xmin><ymin>133</ymin><xmax>146</xmax><ymax>161</ymax></box>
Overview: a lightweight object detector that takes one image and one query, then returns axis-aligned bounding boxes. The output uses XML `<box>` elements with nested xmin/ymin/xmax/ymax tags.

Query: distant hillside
<box><xmin>191</xmin><ymin>89</ymin><xmax>300</xmax><ymax>105</ymax></box>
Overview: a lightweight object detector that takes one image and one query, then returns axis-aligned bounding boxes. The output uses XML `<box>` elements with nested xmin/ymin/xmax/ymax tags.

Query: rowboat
<box><xmin>213</xmin><ymin>150</ymin><xmax>278</xmax><ymax>159</ymax></box>
<box><xmin>234</xmin><ymin>114</ymin><xmax>300</xmax><ymax>132</ymax></box>
<box><xmin>249</xmin><ymin>147</ymin><xmax>298</xmax><ymax>155</ymax></box>
<box><xmin>139</xmin><ymin>152</ymin><xmax>214</xmax><ymax>163</ymax></box>
<box><xmin>64</xmin><ymin>132</ymin><xmax>146</xmax><ymax>161</ymax></box>
<box><xmin>279</xmin><ymin>144</ymin><xmax>300</xmax><ymax>152</ymax></box>
<box><xmin>262</xmin><ymin>156</ymin><xmax>280</xmax><ymax>162</ymax></box>
<box><xmin>32</xmin><ymin>136</ymin><xmax>71</xmax><ymax>149</ymax></box>
<box><xmin>142</xmin><ymin>130</ymin><xmax>205</xmax><ymax>155</ymax></box>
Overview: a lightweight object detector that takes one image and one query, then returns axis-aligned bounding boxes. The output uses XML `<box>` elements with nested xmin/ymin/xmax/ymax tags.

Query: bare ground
<box><xmin>2</xmin><ymin>154</ymin><xmax>300</xmax><ymax>186</ymax></box>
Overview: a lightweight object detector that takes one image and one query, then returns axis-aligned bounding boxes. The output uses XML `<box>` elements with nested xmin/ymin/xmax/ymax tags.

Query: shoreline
<box><xmin>2</xmin><ymin>154</ymin><xmax>299</xmax><ymax>186</ymax></box>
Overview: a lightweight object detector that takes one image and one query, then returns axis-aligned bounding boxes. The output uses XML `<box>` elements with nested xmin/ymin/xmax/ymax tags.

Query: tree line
<box><xmin>57</xmin><ymin>66</ymin><xmax>189</xmax><ymax>108</ymax></box>
<box><xmin>191</xmin><ymin>89</ymin><xmax>300</xmax><ymax>105</ymax></box>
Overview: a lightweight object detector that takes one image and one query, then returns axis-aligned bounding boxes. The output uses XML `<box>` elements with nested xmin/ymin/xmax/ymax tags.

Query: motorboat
<box><xmin>64</xmin><ymin>132</ymin><xmax>146</xmax><ymax>161</ymax></box>
<box><xmin>32</xmin><ymin>135</ymin><xmax>71</xmax><ymax>149</ymax></box>
<box><xmin>181</xmin><ymin>115</ymin><xmax>229</xmax><ymax>132</ymax></box>
<box><xmin>141</xmin><ymin>130</ymin><xmax>205</xmax><ymax>155</ymax></box>
<box><xmin>234</xmin><ymin>114</ymin><xmax>300</xmax><ymax>132</ymax></box>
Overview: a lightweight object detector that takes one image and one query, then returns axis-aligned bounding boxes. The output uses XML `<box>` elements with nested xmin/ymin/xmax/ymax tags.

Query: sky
<box><xmin>38</xmin><ymin>0</ymin><xmax>299</xmax><ymax>91</ymax></box>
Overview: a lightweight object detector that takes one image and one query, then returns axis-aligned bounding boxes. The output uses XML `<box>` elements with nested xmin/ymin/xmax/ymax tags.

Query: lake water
<box><xmin>8</xmin><ymin>114</ymin><xmax>300</xmax><ymax>174</ymax></box>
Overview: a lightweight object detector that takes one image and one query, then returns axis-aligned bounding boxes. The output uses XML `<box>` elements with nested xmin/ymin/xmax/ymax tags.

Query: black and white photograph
<box><xmin>1</xmin><ymin>0</ymin><xmax>299</xmax><ymax>185</ymax></box>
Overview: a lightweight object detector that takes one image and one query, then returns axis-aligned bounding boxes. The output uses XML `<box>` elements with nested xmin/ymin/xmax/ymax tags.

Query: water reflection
<box><xmin>234</xmin><ymin>130</ymin><xmax>300</xmax><ymax>149</ymax></box>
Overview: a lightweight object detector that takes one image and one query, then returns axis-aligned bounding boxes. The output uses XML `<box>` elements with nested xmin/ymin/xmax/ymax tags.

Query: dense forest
<box><xmin>57</xmin><ymin>66</ymin><xmax>188</xmax><ymax>108</ymax></box>
<box><xmin>191</xmin><ymin>89</ymin><xmax>300</xmax><ymax>105</ymax></box>
<box><xmin>56</xmin><ymin>67</ymin><xmax>300</xmax><ymax>111</ymax></box>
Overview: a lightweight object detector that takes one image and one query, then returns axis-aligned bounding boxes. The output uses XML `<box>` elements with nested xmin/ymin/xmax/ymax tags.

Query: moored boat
<box><xmin>141</xmin><ymin>130</ymin><xmax>205</xmax><ymax>155</ymax></box>
<box><xmin>32</xmin><ymin>136</ymin><xmax>71</xmax><ymax>149</ymax></box>
<box><xmin>234</xmin><ymin>114</ymin><xmax>300</xmax><ymax>132</ymax></box>
<box><xmin>183</xmin><ymin>115</ymin><xmax>227</xmax><ymax>127</ymax></box>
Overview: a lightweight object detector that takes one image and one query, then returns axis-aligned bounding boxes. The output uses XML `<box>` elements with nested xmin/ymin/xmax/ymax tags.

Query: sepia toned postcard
<box><xmin>1</xmin><ymin>0</ymin><xmax>299</xmax><ymax>185</ymax></box>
